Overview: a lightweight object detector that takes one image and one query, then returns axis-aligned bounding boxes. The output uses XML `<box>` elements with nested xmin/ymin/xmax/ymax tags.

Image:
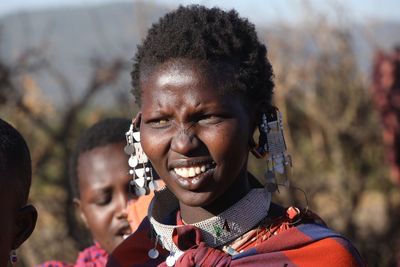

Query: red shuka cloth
<box><xmin>107</xmin><ymin>205</ymin><xmax>365</xmax><ymax>267</ymax></box>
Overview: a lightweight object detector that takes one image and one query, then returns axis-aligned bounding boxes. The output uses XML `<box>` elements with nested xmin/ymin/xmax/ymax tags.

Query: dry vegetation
<box><xmin>0</xmin><ymin>6</ymin><xmax>399</xmax><ymax>267</ymax></box>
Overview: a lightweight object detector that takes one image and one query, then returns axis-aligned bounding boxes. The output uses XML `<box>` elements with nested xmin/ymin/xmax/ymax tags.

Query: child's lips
<box><xmin>116</xmin><ymin>224</ymin><xmax>132</xmax><ymax>238</ymax></box>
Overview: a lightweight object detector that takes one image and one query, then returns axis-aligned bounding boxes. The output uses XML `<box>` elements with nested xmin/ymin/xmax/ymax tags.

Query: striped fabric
<box><xmin>36</xmin><ymin>243</ymin><xmax>108</xmax><ymax>267</ymax></box>
<box><xmin>107</xmin><ymin>208</ymin><xmax>365</xmax><ymax>267</ymax></box>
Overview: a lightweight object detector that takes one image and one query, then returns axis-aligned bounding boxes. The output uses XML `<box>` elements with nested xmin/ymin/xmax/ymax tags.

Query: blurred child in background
<box><xmin>36</xmin><ymin>118</ymin><xmax>161</xmax><ymax>267</ymax></box>
<box><xmin>0</xmin><ymin>118</ymin><xmax>37</xmax><ymax>267</ymax></box>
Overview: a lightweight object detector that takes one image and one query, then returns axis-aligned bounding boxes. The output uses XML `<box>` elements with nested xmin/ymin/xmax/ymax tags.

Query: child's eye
<box><xmin>95</xmin><ymin>194</ymin><xmax>112</xmax><ymax>206</ymax></box>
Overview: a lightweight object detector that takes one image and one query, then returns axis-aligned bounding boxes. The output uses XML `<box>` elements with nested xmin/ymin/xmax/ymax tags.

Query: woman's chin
<box><xmin>175</xmin><ymin>190</ymin><xmax>216</xmax><ymax>208</ymax></box>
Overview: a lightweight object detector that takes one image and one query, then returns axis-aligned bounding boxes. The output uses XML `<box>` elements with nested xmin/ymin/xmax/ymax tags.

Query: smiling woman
<box><xmin>107</xmin><ymin>5</ymin><xmax>365</xmax><ymax>267</ymax></box>
<box><xmin>140</xmin><ymin>60</ymin><xmax>252</xmax><ymax>218</ymax></box>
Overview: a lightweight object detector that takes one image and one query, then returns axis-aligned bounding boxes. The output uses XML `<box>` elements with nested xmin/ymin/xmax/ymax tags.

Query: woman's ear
<box><xmin>12</xmin><ymin>204</ymin><xmax>37</xmax><ymax>249</ymax></box>
<box><xmin>249</xmin><ymin>103</ymin><xmax>270</xmax><ymax>159</ymax></box>
<box><xmin>248</xmin><ymin>104</ymin><xmax>262</xmax><ymax>148</ymax></box>
<box><xmin>250</xmin><ymin>101</ymin><xmax>266</xmax><ymax>133</ymax></box>
<box><xmin>133</xmin><ymin>112</ymin><xmax>142</xmax><ymax>129</ymax></box>
<box><xmin>73</xmin><ymin>198</ymin><xmax>88</xmax><ymax>228</ymax></box>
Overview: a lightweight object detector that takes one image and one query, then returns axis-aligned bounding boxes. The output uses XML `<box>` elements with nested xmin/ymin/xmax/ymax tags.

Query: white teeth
<box><xmin>174</xmin><ymin>164</ymin><xmax>211</xmax><ymax>178</ymax></box>
<box><xmin>188</xmin><ymin>168</ymin><xmax>195</xmax><ymax>177</ymax></box>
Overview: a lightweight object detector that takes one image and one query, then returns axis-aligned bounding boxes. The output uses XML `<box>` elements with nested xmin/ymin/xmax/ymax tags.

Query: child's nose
<box><xmin>116</xmin><ymin>194</ymin><xmax>129</xmax><ymax>219</ymax></box>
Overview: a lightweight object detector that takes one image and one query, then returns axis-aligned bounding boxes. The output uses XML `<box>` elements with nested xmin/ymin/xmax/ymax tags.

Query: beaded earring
<box><xmin>9</xmin><ymin>250</ymin><xmax>17</xmax><ymax>265</ymax></box>
<box><xmin>252</xmin><ymin>107</ymin><xmax>292</xmax><ymax>192</ymax></box>
<box><xmin>125</xmin><ymin>121</ymin><xmax>157</xmax><ymax>196</ymax></box>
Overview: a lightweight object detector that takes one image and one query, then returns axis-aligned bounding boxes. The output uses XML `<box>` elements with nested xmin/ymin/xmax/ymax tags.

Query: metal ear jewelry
<box><xmin>257</xmin><ymin>108</ymin><xmax>292</xmax><ymax>192</ymax></box>
<box><xmin>125</xmin><ymin>123</ymin><xmax>156</xmax><ymax>196</ymax></box>
<box><xmin>9</xmin><ymin>250</ymin><xmax>17</xmax><ymax>265</ymax></box>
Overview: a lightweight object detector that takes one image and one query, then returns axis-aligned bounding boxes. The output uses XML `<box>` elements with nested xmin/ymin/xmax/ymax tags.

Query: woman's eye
<box><xmin>157</xmin><ymin>119</ymin><xmax>168</xmax><ymax>125</ymax></box>
<box><xmin>198</xmin><ymin>115</ymin><xmax>222</xmax><ymax>125</ymax></box>
<box><xmin>149</xmin><ymin>118</ymin><xmax>171</xmax><ymax>128</ymax></box>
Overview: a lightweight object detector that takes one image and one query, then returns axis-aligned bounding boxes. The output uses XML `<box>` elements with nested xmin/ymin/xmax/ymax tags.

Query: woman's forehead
<box><xmin>155</xmin><ymin>66</ymin><xmax>197</xmax><ymax>88</ymax></box>
<box><xmin>141</xmin><ymin>59</ymin><xmax>236</xmax><ymax>83</ymax></box>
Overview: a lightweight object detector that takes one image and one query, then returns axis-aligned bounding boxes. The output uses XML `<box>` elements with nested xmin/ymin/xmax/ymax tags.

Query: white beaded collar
<box><xmin>148</xmin><ymin>187</ymin><xmax>271</xmax><ymax>254</ymax></box>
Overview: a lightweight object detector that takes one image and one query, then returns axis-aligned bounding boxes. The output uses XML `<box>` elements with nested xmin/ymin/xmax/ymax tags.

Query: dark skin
<box><xmin>74</xmin><ymin>142</ymin><xmax>132</xmax><ymax>253</ymax></box>
<box><xmin>0</xmin><ymin>174</ymin><xmax>37</xmax><ymax>267</ymax></box>
<box><xmin>139</xmin><ymin>59</ymin><xmax>255</xmax><ymax>224</ymax></box>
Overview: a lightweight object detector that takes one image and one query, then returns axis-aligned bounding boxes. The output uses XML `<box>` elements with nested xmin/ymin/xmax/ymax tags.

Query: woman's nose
<box><xmin>170</xmin><ymin>127</ymin><xmax>199</xmax><ymax>155</ymax></box>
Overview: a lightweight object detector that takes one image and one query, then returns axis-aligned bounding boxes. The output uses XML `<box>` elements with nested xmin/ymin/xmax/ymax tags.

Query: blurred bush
<box><xmin>0</xmin><ymin>5</ymin><xmax>399</xmax><ymax>267</ymax></box>
<box><xmin>249</xmin><ymin>16</ymin><xmax>400</xmax><ymax>267</ymax></box>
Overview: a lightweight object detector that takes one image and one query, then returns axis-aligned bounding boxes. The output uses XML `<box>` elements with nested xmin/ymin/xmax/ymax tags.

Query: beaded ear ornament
<box><xmin>9</xmin><ymin>250</ymin><xmax>17</xmax><ymax>265</ymax></box>
<box><xmin>125</xmin><ymin>121</ymin><xmax>157</xmax><ymax>196</ymax></box>
<box><xmin>252</xmin><ymin>107</ymin><xmax>292</xmax><ymax>192</ymax></box>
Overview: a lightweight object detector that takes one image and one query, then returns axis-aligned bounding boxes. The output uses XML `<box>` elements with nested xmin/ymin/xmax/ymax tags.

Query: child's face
<box><xmin>139</xmin><ymin>60</ymin><xmax>253</xmax><ymax>209</ymax></box>
<box><xmin>76</xmin><ymin>142</ymin><xmax>132</xmax><ymax>253</ymax></box>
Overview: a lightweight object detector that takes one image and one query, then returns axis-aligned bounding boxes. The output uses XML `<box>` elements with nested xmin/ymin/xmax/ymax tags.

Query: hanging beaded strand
<box><xmin>9</xmin><ymin>250</ymin><xmax>17</xmax><ymax>265</ymax></box>
<box><xmin>265</xmin><ymin>109</ymin><xmax>292</xmax><ymax>191</ymax></box>
<box><xmin>125</xmin><ymin>122</ymin><xmax>156</xmax><ymax>196</ymax></box>
<box><xmin>253</xmin><ymin>107</ymin><xmax>292</xmax><ymax>192</ymax></box>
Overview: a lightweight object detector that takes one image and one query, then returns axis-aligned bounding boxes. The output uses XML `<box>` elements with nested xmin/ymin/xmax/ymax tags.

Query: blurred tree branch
<box><xmin>0</xmin><ymin>40</ymin><xmax>129</xmax><ymax>265</ymax></box>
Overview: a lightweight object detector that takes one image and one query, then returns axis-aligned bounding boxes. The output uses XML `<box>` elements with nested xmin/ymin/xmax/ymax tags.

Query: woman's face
<box><xmin>140</xmin><ymin>60</ymin><xmax>253</xmax><ymax>208</ymax></box>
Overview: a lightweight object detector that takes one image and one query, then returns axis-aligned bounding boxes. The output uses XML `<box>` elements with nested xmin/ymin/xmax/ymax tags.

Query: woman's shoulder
<box><xmin>262</xmin><ymin>223</ymin><xmax>365</xmax><ymax>266</ymax></box>
<box><xmin>233</xmin><ymin>204</ymin><xmax>365</xmax><ymax>266</ymax></box>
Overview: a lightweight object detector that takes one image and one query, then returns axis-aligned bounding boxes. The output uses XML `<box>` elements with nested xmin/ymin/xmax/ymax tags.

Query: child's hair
<box><xmin>0</xmin><ymin>118</ymin><xmax>32</xmax><ymax>207</ymax></box>
<box><xmin>131</xmin><ymin>5</ymin><xmax>274</xmax><ymax>110</ymax></box>
<box><xmin>69</xmin><ymin>118</ymin><xmax>131</xmax><ymax>198</ymax></box>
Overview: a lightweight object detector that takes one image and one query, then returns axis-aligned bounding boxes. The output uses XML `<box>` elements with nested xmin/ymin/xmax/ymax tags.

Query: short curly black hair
<box><xmin>69</xmin><ymin>118</ymin><xmax>131</xmax><ymax>198</ymax></box>
<box><xmin>131</xmin><ymin>5</ymin><xmax>274</xmax><ymax>110</ymax></box>
<box><xmin>0</xmin><ymin>118</ymin><xmax>32</xmax><ymax>207</ymax></box>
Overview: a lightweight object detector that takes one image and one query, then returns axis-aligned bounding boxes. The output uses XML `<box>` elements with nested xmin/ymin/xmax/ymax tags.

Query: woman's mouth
<box><xmin>170</xmin><ymin>161</ymin><xmax>216</xmax><ymax>190</ymax></box>
<box><xmin>173</xmin><ymin>163</ymin><xmax>213</xmax><ymax>178</ymax></box>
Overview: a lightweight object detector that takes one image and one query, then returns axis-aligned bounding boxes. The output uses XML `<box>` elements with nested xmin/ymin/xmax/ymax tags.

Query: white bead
<box><xmin>132</xmin><ymin>131</ymin><xmax>141</xmax><ymax>141</ymax></box>
<box><xmin>135</xmin><ymin>177</ymin><xmax>145</xmax><ymax>188</ymax></box>
<box><xmin>128</xmin><ymin>156</ymin><xmax>138</xmax><ymax>167</ymax></box>
<box><xmin>166</xmin><ymin>255</ymin><xmax>175</xmax><ymax>267</ymax></box>
<box><xmin>134</xmin><ymin>168</ymin><xmax>145</xmax><ymax>178</ymax></box>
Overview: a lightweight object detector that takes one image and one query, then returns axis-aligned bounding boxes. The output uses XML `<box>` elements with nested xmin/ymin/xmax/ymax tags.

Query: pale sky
<box><xmin>0</xmin><ymin>0</ymin><xmax>399</xmax><ymax>25</ymax></box>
